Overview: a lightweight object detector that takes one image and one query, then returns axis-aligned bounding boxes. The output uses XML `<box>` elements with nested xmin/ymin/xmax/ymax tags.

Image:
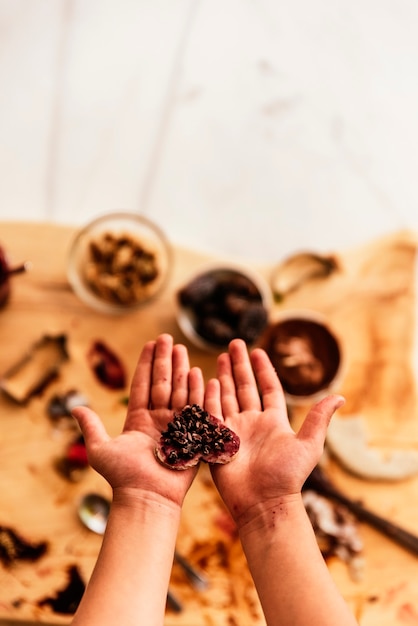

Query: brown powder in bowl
<box><xmin>261</xmin><ymin>316</ymin><xmax>342</xmax><ymax>398</ymax></box>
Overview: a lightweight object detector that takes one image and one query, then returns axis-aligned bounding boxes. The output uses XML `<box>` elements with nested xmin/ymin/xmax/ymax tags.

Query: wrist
<box><xmin>110</xmin><ymin>486</ymin><xmax>183</xmax><ymax>526</ymax></box>
<box><xmin>103</xmin><ymin>487</ymin><xmax>182</xmax><ymax>574</ymax></box>
<box><xmin>73</xmin><ymin>485</ymin><xmax>182</xmax><ymax>626</ymax></box>
<box><xmin>235</xmin><ymin>492</ymin><xmax>307</xmax><ymax>540</ymax></box>
<box><xmin>234</xmin><ymin>494</ymin><xmax>358</xmax><ymax>626</ymax></box>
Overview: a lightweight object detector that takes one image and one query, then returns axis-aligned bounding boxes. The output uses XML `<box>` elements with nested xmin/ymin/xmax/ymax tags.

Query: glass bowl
<box><xmin>176</xmin><ymin>263</ymin><xmax>272</xmax><ymax>352</ymax></box>
<box><xmin>67</xmin><ymin>212</ymin><xmax>172</xmax><ymax>314</ymax></box>
<box><xmin>259</xmin><ymin>309</ymin><xmax>343</xmax><ymax>405</ymax></box>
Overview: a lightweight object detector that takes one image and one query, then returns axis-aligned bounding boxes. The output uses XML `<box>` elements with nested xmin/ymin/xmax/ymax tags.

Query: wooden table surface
<box><xmin>1</xmin><ymin>222</ymin><xmax>418</xmax><ymax>625</ymax></box>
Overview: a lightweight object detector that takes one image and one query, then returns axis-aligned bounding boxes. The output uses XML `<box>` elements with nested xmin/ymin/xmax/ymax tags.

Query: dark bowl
<box><xmin>176</xmin><ymin>264</ymin><xmax>272</xmax><ymax>352</ymax></box>
<box><xmin>260</xmin><ymin>310</ymin><xmax>343</xmax><ymax>404</ymax></box>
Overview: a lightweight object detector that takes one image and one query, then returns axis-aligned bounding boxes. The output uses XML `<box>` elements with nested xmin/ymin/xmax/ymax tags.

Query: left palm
<box><xmin>72</xmin><ymin>334</ymin><xmax>204</xmax><ymax>507</ymax></box>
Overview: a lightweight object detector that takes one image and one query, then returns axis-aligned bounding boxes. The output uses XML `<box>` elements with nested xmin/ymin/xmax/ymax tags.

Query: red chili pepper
<box><xmin>66</xmin><ymin>441</ymin><xmax>89</xmax><ymax>467</ymax></box>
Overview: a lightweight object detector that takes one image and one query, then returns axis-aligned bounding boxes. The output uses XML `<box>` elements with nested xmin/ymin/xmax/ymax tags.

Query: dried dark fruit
<box><xmin>155</xmin><ymin>404</ymin><xmax>240</xmax><ymax>470</ymax></box>
<box><xmin>237</xmin><ymin>302</ymin><xmax>269</xmax><ymax>344</ymax></box>
<box><xmin>87</xmin><ymin>340</ymin><xmax>126</xmax><ymax>389</ymax></box>
<box><xmin>0</xmin><ymin>244</ymin><xmax>29</xmax><ymax>308</ymax></box>
<box><xmin>178</xmin><ymin>269</ymin><xmax>269</xmax><ymax>347</ymax></box>
<box><xmin>38</xmin><ymin>564</ymin><xmax>85</xmax><ymax>614</ymax></box>
<box><xmin>196</xmin><ymin>316</ymin><xmax>236</xmax><ymax>345</ymax></box>
<box><xmin>0</xmin><ymin>526</ymin><xmax>48</xmax><ymax>567</ymax></box>
<box><xmin>178</xmin><ymin>273</ymin><xmax>219</xmax><ymax>308</ymax></box>
<box><xmin>0</xmin><ymin>246</ymin><xmax>11</xmax><ymax>307</ymax></box>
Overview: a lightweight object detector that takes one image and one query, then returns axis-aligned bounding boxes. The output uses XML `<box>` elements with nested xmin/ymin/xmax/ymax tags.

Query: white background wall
<box><xmin>1</xmin><ymin>0</ymin><xmax>418</xmax><ymax>262</ymax></box>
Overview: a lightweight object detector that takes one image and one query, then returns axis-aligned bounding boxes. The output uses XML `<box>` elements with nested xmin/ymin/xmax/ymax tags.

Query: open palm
<box><xmin>204</xmin><ymin>339</ymin><xmax>344</xmax><ymax>525</ymax></box>
<box><xmin>72</xmin><ymin>334</ymin><xmax>204</xmax><ymax>507</ymax></box>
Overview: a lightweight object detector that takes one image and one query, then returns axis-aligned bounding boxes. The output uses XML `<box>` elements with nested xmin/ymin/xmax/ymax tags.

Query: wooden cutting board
<box><xmin>0</xmin><ymin>222</ymin><xmax>418</xmax><ymax>625</ymax></box>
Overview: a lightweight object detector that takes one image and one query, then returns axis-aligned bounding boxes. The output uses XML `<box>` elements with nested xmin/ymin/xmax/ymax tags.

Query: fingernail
<box><xmin>334</xmin><ymin>395</ymin><xmax>346</xmax><ymax>409</ymax></box>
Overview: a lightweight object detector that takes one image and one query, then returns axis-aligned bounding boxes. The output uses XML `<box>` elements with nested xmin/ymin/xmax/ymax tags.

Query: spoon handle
<box><xmin>305</xmin><ymin>467</ymin><xmax>418</xmax><ymax>557</ymax></box>
<box><xmin>6</xmin><ymin>262</ymin><xmax>30</xmax><ymax>276</ymax></box>
<box><xmin>167</xmin><ymin>589</ymin><xmax>183</xmax><ymax>613</ymax></box>
<box><xmin>325</xmin><ymin>487</ymin><xmax>418</xmax><ymax>556</ymax></box>
<box><xmin>174</xmin><ymin>550</ymin><xmax>208</xmax><ymax>590</ymax></box>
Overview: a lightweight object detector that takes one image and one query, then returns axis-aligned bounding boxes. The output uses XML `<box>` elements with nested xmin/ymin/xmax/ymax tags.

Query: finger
<box><xmin>72</xmin><ymin>406</ymin><xmax>110</xmax><ymax>449</ymax></box>
<box><xmin>170</xmin><ymin>343</ymin><xmax>191</xmax><ymax>410</ymax></box>
<box><xmin>216</xmin><ymin>351</ymin><xmax>240</xmax><ymax>417</ymax></box>
<box><xmin>204</xmin><ymin>378</ymin><xmax>222</xmax><ymax>419</ymax></box>
<box><xmin>250</xmin><ymin>348</ymin><xmax>287</xmax><ymax>416</ymax></box>
<box><xmin>227</xmin><ymin>339</ymin><xmax>262</xmax><ymax>411</ymax></box>
<box><xmin>150</xmin><ymin>334</ymin><xmax>174</xmax><ymax>409</ymax></box>
<box><xmin>128</xmin><ymin>340</ymin><xmax>156</xmax><ymax>410</ymax></box>
<box><xmin>188</xmin><ymin>366</ymin><xmax>205</xmax><ymax>407</ymax></box>
<box><xmin>297</xmin><ymin>394</ymin><xmax>345</xmax><ymax>448</ymax></box>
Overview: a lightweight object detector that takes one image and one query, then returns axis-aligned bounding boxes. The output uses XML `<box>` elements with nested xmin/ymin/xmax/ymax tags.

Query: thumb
<box><xmin>71</xmin><ymin>406</ymin><xmax>110</xmax><ymax>449</ymax></box>
<box><xmin>297</xmin><ymin>394</ymin><xmax>345</xmax><ymax>448</ymax></box>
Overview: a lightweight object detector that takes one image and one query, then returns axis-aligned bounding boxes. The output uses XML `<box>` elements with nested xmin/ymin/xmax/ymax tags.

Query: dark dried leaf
<box><xmin>87</xmin><ymin>340</ymin><xmax>126</xmax><ymax>389</ymax></box>
<box><xmin>38</xmin><ymin>565</ymin><xmax>85</xmax><ymax>614</ymax></box>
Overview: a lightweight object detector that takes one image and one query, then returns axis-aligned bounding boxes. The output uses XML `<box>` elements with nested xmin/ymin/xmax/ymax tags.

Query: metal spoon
<box><xmin>77</xmin><ymin>493</ymin><xmax>208</xmax><ymax>590</ymax></box>
<box><xmin>78</xmin><ymin>493</ymin><xmax>109</xmax><ymax>535</ymax></box>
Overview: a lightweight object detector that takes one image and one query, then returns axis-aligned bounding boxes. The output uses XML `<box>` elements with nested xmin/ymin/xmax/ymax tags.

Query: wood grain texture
<box><xmin>0</xmin><ymin>223</ymin><xmax>418</xmax><ymax>625</ymax></box>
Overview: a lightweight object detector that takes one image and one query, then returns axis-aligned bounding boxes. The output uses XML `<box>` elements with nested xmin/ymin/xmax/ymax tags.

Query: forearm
<box><xmin>238</xmin><ymin>494</ymin><xmax>358</xmax><ymax>626</ymax></box>
<box><xmin>71</xmin><ymin>490</ymin><xmax>181</xmax><ymax>626</ymax></box>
